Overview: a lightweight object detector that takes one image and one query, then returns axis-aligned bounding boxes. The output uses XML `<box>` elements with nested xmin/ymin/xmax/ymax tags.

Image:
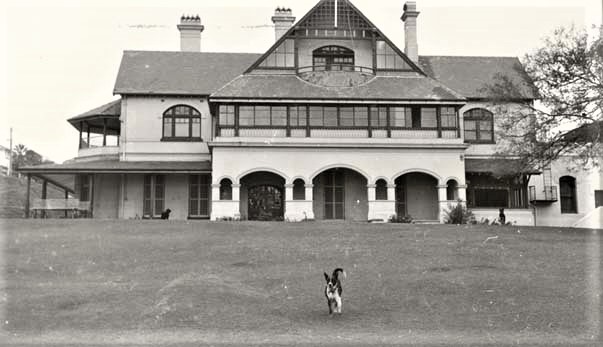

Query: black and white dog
<box><xmin>324</xmin><ymin>268</ymin><xmax>346</xmax><ymax>315</ymax></box>
<box><xmin>160</xmin><ymin>209</ymin><xmax>171</xmax><ymax>220</ymax></box>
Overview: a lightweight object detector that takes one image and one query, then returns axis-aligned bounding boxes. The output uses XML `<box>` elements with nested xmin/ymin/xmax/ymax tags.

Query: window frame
<box><xmin>463</xmin><ymin>108</ymin><xmax>495</xmax><ymax>144</ymax></box>
<box><xmin>162</xmin><ymin>105</ymin><xmax>202</xmax><ymax>142</ymax></box>
<box><xmin>312</xmin><ymin>45</ymin><xmax>355</xmax><ymax>71</ymax></box>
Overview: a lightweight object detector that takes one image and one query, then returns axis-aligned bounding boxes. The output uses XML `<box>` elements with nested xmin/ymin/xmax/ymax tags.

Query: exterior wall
<box><xmin>297</xmin><ymin>38</ymin><xmax>373</xmax><ymax>69</ymax></box>
<box><xmin>210</xmin><ymin>146</ymin><xmax>466</xmax><ymax>221</ymax></box>
<box><xmin>530</xmin><ymin>157</ymin><xmax>602</xmax><ymax>227</ymax></box>
<box><xmin>460</xmin><ymin>102</ymin><xmax>532</xmax><ymax>157</ymax></box>
<box><xmin>120</xmin><ymin>96</ymin><xmax>212</xmax><ymax>162</ymax></box>
<box><xmin>404</xmin><ymin>173</ymin><xmax>438</xmax><ymax>220</ymax></box>
<box><xmin>92</xmin><ymin>174</ymin><xmax>120</xmax><ymax>219</ymax></box>
<box><xmin>119</xmin><ymin>173</ymin><xmax>193</xmax><ymax>220</ymax></box>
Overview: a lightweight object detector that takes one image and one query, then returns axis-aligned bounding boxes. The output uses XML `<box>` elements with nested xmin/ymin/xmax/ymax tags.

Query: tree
<box><xmin>11</xmin><ymin>144</ymin><xmax>28</xmax><ymax>175</ymax></box>
<box><xmin>484</xmin><ymin>26</ymin><xmax>602</xmax><ymax>169</ymax></box>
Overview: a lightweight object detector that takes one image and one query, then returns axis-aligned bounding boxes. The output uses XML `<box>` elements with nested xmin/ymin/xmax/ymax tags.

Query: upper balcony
<box><xmin>529</xmin><ymin>185</ymin><xmax>558</xmax><ymax>204</ymax></box>
<box><xmin>67</xmin><ymin>99</ymin><xmax>121</xmax><ymax>162</ymax></box>
<box><xmin>214</xmin><ymin>104</ymin><xmax>464</xmax><ymax>147</ymax></box>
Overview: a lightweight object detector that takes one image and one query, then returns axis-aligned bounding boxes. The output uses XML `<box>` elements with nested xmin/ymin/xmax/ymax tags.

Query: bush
<box><xmin>443</xmin><ymin>201</ymin><xmax>474</xmax><ymax>224</ymax></box>
<box><xmin>389</xmin><ymin>214</ymin><xmax>413</xmax><ymax>223</ymax></box>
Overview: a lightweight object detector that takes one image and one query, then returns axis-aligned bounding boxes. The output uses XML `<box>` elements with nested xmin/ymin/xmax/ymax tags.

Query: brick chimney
<box><xmin>271</xmin><ymin>7</ymin><xmax>295</xmax><ymax>41</ymax></box>
<box><xmin>401</xmin><ymin>2</ymin><xmax>420</xmax><ymax>63</ymax></box>
<box><xmin>177</xmin><ymin>15</ymin><xmax>204</xmax><ymax>52</ymax></box>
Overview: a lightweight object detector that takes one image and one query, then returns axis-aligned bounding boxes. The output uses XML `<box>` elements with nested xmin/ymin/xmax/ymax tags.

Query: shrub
<box><xmin>443</xmin><ymin>201</ymin><xmax>474</xmax><ymax>224</ymax></box>
<box><xmin>389</xmin><ymin>214</ymin><xmax>413</xmax><ymax>223</ymax></box>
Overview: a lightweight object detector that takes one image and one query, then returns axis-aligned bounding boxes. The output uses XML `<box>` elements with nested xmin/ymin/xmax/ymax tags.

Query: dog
<box><xmin>160</xmin><ymin>209</ymin><xmax>171</xmax><ymax>220</ymax></box>
<box><xmin>499</xmin><ymin>208</ymin><xmax>506</xmax><ymax>224</ymax></box>
<box><xmin>324</xmin><ymin>268</ymin><xmax>346</xmax><ymax>315</ymax></box>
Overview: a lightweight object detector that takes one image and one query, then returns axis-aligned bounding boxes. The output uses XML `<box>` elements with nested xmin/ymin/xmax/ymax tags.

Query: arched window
<box><xmin>219</xmin><ymin>178</ymin><xmax>232</xmax><ymax>200</ymax></box>
<box><xmin>463</xmin><ymin>108</ymin><xmax>494</xmax><ymax>143</ymax></box>
<box><xmin>375</xmin><ymin>179</ymin><xmax>388</xmax><ymax>200</ymax></box>
<box><xmin>446</xmin><ymin>179</ymin><xmax>458</xmax><ymax>200</ymax></box>
<box><xmin>162</xmin><ymin>105</ymin><xmax>201</xmax><ymax>141</ymax></box>
<box><xmin>312</xmin><ymin>46</ymin><xmax>354</xmax><ymax>71</ymax></box>
<box><xmin>292</xmin><ymin>179</ymin><xmax>306</xmax><ymax>200</ymax></box>
<box><xmin>559</xmin><ymin>176</ymin><xmax>577</xmax><ymax>213</ymax></box>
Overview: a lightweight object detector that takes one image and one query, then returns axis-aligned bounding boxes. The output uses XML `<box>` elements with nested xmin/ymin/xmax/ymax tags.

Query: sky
<box><xmin>0</xmin><ymin>0</ymin><xmax>601</xmax><ymax>163</ymax></box>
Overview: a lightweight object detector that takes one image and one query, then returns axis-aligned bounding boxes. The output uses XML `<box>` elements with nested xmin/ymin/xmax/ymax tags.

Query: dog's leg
<box><xmin>335</xmin><ymin>296</ymin><xmax>342</xmax><ymax>314</ymax></box>
<box><xmin>328</xmin><ymin>300</ymin><xmax>333</xmax><ymax>315</ymax></box>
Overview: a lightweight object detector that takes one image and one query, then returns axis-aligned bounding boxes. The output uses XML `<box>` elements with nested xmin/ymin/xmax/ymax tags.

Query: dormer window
<box><xmin>312</xmin><ymin>45</ymin><xmax>354</xmax><ymax>71</ymax></box>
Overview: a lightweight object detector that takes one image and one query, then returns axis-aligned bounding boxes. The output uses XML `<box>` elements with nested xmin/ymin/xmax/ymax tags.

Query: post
<box><xmin>7</xmin><ymin>127</ymin><xmax>12</xmax><ymax>176</ymax></box>
<box><xmin>437</xmin><ymin>184</ymin><xmax>448</xmax><ymax>223</ymax></box>
<box><xmin>102</xmin><ymin>118</ymin><xmax>107</xmax><ymax>146</ymax></box>
<box><xmin>25</xmin><ymin>174</ymin><xmax>31</xmax><ymax>218</ymax></box>
<box><xmin>41</xmin><ymin>180</ymin><xmax>48</xmax><ymax>218</ymax></box>
<box><xmin>64</xmin><ymin>189</ymin><xmax>69</xmax><ymax>218</ymax></box>
<box><xmin>79</xmin><ymin>121</ymin><xmax>83</xmax><ymax>149</ymax></box>
<box><xmin>89</xmin><ymin>175</ymin><xmax>95</xmax><ymax>218</ymax></box>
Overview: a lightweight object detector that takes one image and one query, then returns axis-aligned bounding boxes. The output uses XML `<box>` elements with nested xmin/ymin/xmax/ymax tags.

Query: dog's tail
<box><xmin>332</xmin><ymin>268</ymin><xmax>346</xmax><ymax>281</ymax></box>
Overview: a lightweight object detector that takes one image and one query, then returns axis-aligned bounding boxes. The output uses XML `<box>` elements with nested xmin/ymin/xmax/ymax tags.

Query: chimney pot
<box><xmin>177</xmin><ymin>14</ymin><xmax>204</xmax><ymax>52</ymax></box>
<box><xmin>271</xmin><ymin>7</ymin><xmax>295</xmax><ymax>41</ymax></box>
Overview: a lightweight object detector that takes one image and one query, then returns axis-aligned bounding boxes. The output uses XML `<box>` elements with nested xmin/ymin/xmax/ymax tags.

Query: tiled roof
<box><xmin>419</xmin><ymin>56</ymin><xmax>538</xmax><ymax>100</ymax></box>
<box><xmin>68</xmin><ymin>99</ymin><xmax>121</xmax><ymax>122</ymax></box>
<box><xmin>210</xmin><ymin>74</ymin><xmax>465</xmax><ymax>101</ymax></box>
<box><xmin>18</xmin><ymin>160</ymin><xmax>211</xmax><ymax>173</ymax></box>
<box><xmin>114</xmin><ymin>51</ymin><xmax>261</xmax><ymax>95</ymax></box>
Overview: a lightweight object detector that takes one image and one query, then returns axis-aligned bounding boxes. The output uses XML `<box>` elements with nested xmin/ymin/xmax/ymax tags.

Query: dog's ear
<box><xmin>324</xmin><ymin>272</ymin><xmax>330</xmax><ymax>282</ymax></box>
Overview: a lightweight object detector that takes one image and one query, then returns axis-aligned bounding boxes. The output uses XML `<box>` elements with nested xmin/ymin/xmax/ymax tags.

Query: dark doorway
<box><xmin>247</xmin><ymin>185</ymin><xmax>284</xmax><ymax>221</ymax></box>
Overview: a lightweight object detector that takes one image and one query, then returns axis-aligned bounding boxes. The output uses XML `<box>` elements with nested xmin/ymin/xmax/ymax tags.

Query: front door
<box><xmin>325</xmin><ymin>169</ymin><xmax>345</xmax><ymax>219</ymax></box>
<box><xmin>395</xmin><ymin>176</ymin><xmax>407</xmax><ymax>217</ymax></box>
<box><xmin>248</xmin><ymin>185</ymin><xmax>284</xmax><ymax>221</ymax></box>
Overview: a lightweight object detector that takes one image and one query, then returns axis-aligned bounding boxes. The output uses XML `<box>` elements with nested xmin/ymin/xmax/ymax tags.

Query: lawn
<box><xmin>0</xmin><ymin>219</ymin><xmax>600</xmax><ymax>346</ymax></box>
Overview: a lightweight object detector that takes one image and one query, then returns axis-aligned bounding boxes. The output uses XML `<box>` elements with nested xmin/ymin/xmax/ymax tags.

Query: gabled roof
<box><xmin>114</xmin><ymin>51</ymin><xmax>261</xmax><ymax>95</ymax></box>
<box><xmin>419</xmin><ymin>56</ymin><xmax>538</xmax><ymax>100</ymax></box>
<box><xmin>211</xmin><ymin>74</ymin><xmax>465</xmax><ymax>101</ymax></box>
<box><xmin>245</xmin><ymin>0</ymin><xmax>423</xmax><ymax>74</ymax></box>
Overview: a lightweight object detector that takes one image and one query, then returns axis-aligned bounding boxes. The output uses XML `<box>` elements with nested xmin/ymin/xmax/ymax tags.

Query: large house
<box><xmin>20</xmin><ymin>0</ymin><xmax>602</xmax><ymax>228</ymax></box>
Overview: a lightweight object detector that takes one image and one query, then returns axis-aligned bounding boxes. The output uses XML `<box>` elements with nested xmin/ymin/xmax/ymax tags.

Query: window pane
<box><xmin>354</xmin><ymin>107</ymin><xmax>368</xmax><ymax>126</ymax></box>
<box><xmin>271</xmin><ymin>106</ymin><xmax>287</xmax><ymax>126</ymax></box>
<box><xmin>239</xmin><ymin>106</ymin><xmax>254</xmax><ymax>126</ymax></box>
<box><xmin>421</xmin><ymin>108</ymin><xmax>437</xmax><ymax>128</ymax></box>
<box><xmin>309</xmin><ymin>106</ymin><xmax>323</xmax><ymax>126</ymax></box>
<box><xmin>255</xmin><ymin>106</ymin><xmax>270</xmax><ymax>126</ymax></box>
<box><xmin>192</xmin><ymin>118</ymin><xmax>201</xmax><ymax>137</ymax></box>
<box><xmin>441</xmin><ymin>107</ymin><xmax>456</xmax><ymax>128</ymax></box>
<box><xmin>391</xmin><ymin>107</ymin><xmax>408</xmax><ymax>127</ymax></box>
<box><xmin>324</xmin><ymin>107</ymin><xmax>338</xmax><ymax>126</ymax></box>
<box><xmin>163</xmin><ymin>118</ymin><xmax>172</xmax><ymax>137</ymax></box>
<box><xmin>219</xmin><ymin>105</ymin><xmax>234</xmax><ymax>126</ymax></box>
<box><xmin>175</xmin><ymin>118</ymin><xmax>189</xmax><ymax>137</ymax></box>
<box><xmin>479</xmin><ymin>121</ymin><xmax>493</xmax><ymax>141</ymax></box>
<box><xmin>464</xmin><ymin>120</ymin><xmax>477</xmax><ymax>140</ymax></box>
<box><xmin>340</xmin><ymin>107</ymin><xmax>354</xmax><ymax>126</ymax></box>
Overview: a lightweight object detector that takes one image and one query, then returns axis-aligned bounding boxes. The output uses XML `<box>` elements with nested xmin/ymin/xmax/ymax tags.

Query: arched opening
<box><xmin>293</xmin><ymin>178</ymin><xmax>306</xmax><ymax>200</ymax></box>
<box><xmin>312</xmin><ymin>168</ymin><xmax>367</xmax><ymax>221</ymax></box>
<box><xmin>219</xmin><ymin>178</ymin><xmax>232</xmax><ymax>200</ymax></box>
<box><xmin>375</xmin><ymin>179</ymin><xmax>388</xmax><ymax>200</ymax></box>
<box><xmin>446</xmin><ymin>179</ymin><xmax>458</xmax><ymax>201</ymax></box>
<box><xmin>395</xmin><ymin>172</ymin><xmax>438</xmax><ymax>221</ymax></box>
<box><xmin>162</xmin><ymin>105</ymin><xmax>202</xmax><ymax>140</ymax></box>
<box><xmin>559</xmin><ymin>176</ymin><xmax>577</xmax><ymax>214</ymax></box>
<box><xmin>240</xmin><ymin>171</ymin><xmax>286</xmax><ymax>221</ymax></box>
<box><xmin>312</xmin><ymin>45</ymin><xmax>354</xmax><ymax>71</ymax></box>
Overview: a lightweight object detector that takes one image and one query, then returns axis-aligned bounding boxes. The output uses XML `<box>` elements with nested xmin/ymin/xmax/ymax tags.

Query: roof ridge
<box><xmin>123</xmin><ymin>50</ymin><xmax>261</xmax><ymax>55</ymax></box>
<box><xmin>420</xmin><ymin>54</ymin><xmax>521</xmax><ymax>59</ymax></box>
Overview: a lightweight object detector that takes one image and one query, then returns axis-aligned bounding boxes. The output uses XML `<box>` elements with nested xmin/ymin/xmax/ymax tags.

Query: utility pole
<box><xmin>7</xmin><ymin>127</ymin><xmax>12</xmax><ymax>177</ymax></box>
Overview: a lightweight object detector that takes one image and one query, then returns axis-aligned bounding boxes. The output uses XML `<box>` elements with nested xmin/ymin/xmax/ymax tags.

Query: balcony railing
<box><xmin>296</xmin><ymin>65</ymin><xmax>375</xmax><ymax>74</ymax></box>
<box><xmin>529</xmin><ymin>186</ymin><xmax>558</xmax><ymax>203</ymax></box>
<box><xmin>31</xmin><ymin>198</ymin><xmax>91</xmax><ymax>218</ymax></box>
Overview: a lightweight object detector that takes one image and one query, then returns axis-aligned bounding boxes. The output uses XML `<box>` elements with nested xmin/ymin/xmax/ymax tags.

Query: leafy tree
<box><xmin>485</xmin><ymin>26</ymin><xmax>602</xmax><ymax>169</ymax></box>
<box><xmin>11</xmin><ymin>144</ymin><xmax>28</xmax><ymax>174</ymax></box>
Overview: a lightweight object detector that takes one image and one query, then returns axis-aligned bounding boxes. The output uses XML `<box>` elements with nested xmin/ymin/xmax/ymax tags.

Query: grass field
<box><xmin>0</xmin><ymin>219</ymin><xmax>601</xmax><ymax>346</ymax></box>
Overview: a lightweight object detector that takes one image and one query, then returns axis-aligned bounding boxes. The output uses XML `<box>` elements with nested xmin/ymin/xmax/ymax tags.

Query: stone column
<box><xmin>457</xmin><ymin>185</ymin><xmax>467</xmax><ymax>203</ymax></box>
<box><xmin>368</xmin><ymin>184</ymin><xmax>395</xmax><ymax>222</ymax></box>
<box><xmin>437</xmin><ymin>184</ymin><xmax>448</xmax><ymax>223</ymax></box>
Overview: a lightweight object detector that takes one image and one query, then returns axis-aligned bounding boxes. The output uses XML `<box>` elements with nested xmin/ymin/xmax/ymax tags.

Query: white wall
<box><xmin>120</xmin><ymin>96</ymin><xmax>212</xmax><ymax>162</ymax></box>
<box><xmin>530</xmin><ymin>157</ymin><xmax>602</xmax><ymax>227</ymax></box>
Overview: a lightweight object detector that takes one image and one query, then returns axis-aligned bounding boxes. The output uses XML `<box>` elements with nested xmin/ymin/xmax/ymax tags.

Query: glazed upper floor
<box><xmin>68</xmin><ymin>94</ymin><xmax>531</xmax><ymax>162</ymax></box>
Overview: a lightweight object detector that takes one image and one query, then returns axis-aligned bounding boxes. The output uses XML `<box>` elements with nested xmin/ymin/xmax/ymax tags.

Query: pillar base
<box><xmin>210</xmin><ymin>200</ymin><xmax>241</xmax><ymax>221</ymax></box>
<box><xmin>284</xmin><ymin>200</ymin><xmax>314</xmax><ymax>221</ymax></box>
<box><xmin>368</xmin><ymin>200</ymin><xmax>396</xmax><ymax>222</ymax></box>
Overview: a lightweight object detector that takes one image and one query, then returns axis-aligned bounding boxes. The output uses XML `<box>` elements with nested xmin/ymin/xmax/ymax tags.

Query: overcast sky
<box><xmin>1</xmin><ymin>0</ymin><xmax>600</xmax><ymax>163</ymax></box>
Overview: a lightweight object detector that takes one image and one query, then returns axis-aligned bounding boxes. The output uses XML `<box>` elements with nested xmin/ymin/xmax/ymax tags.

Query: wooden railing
<box><xmin>218</xmin><ymin>126</ymin><xmax>460</xmax><ymax>139</ymax></box>
<box><xmin>529</xmin><ymin>186</ymin><xmax>558</xmax><ymax>203</ymax></box>
<box><xmin>296</xmin><ymin>65</ymin><xmax>375</xmax><ymax>74</ymax></box>
<box><xmin>31</xmin><ymin>199</ymin><xmax>91</xmax><ymax>218</ymax></box>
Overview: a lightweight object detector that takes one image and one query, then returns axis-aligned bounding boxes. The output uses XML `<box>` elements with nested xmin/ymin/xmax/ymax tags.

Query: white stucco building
<box><xmin>20</xmin><ymin>0</ymin><xmax>602</xmax><ymax>228</ymax></box>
